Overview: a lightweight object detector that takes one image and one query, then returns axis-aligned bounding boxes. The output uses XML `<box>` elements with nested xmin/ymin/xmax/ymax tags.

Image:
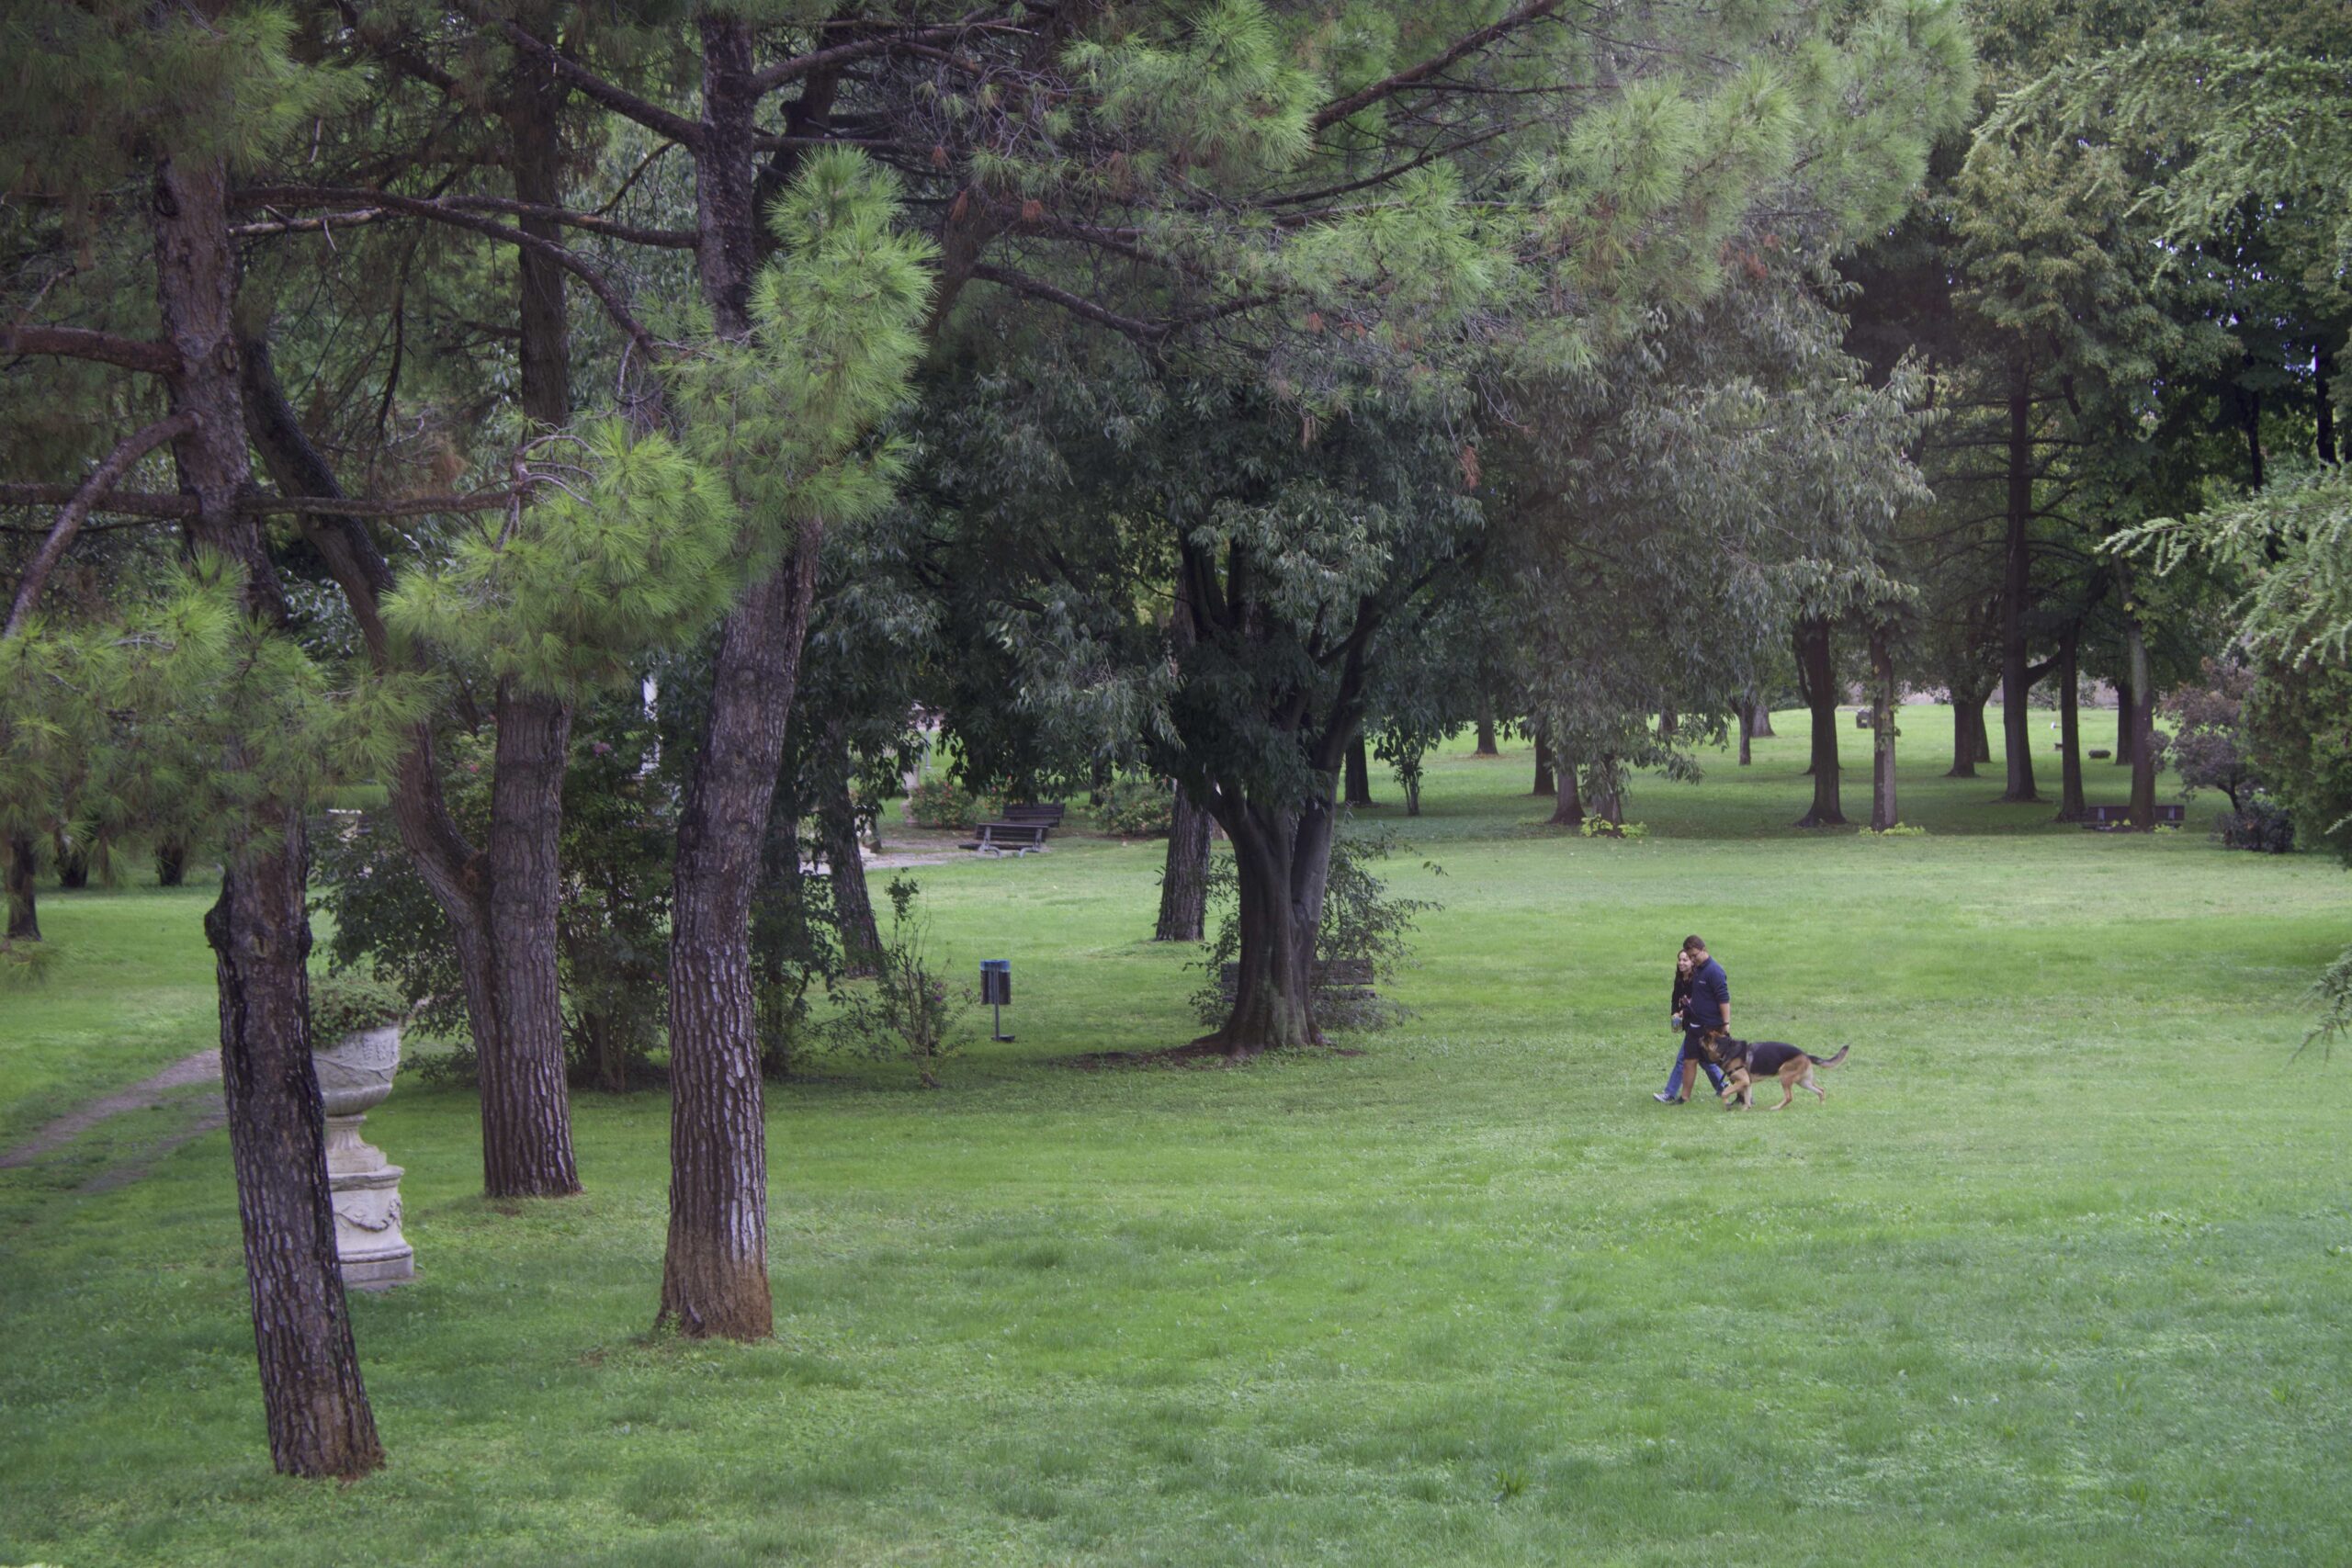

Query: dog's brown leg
<box><xmin>1803</xmin><ymin>1066</ymin><xmax>1825</xmax><ymax>1102</ymax></box>
<box><xmin>1773</xmin><ymin>1063</ymin><xmax>1800</xmax><ymax>1111</ymax></box>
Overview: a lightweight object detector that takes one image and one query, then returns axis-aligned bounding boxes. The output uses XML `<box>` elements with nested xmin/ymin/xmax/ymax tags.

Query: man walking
<box><xmin>1656</xmin><ymin>935</ymin><xmax>1732</xmax><ymax>1103</ymax></box>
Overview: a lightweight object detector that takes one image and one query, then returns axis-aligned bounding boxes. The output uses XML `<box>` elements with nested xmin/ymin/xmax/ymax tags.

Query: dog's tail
<box><xmin>1806</xmin><ymin>1045</ymin><xmax>1849</xmax><ymax>1067</ymax></box>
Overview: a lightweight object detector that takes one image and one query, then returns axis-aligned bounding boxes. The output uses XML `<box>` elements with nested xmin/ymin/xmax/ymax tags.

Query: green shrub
<box><xmin>310</xmin><ymin>972</ymin><xmax>406</xmax><ymax>1043</ymax></box>
<box><xmin>905</xmin><ymin>775</ymin><xmax>977</xmax><ymax>829</ymax></box>
<box><xmin>1097</xmin><ymin>775</ymin><xmax>1174</xmax><ymax>838</ymax></box>
<box><xmin>825</xmin><ymin>877</ymin><xmax>972</xmax><ymax>1087</ymax></box>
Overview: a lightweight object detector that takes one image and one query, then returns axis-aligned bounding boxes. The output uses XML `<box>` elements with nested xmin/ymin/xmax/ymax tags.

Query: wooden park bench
<box><xmin>1001</xmin><ymin>802</ymin><xmax>1066</xmax><ymax>830</ymax></box>
<box><xmin>959</xmin><ymin>820</ymin><xmax>1051</xmax><ymax>856</ymax></box>
<box><xmin>2080</xmin><ymin>803</ymin><xmax>2185</xmax><ymax>829</ymax></box>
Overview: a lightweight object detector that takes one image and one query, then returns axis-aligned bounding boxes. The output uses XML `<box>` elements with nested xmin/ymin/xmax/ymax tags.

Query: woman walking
<box><xmin>1655</xmin><ymin>937</ymin><xmax>1730</xmax><ymax>1103</ymax></box>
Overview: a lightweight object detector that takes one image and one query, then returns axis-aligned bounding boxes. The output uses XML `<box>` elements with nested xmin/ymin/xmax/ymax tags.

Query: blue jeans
<box><xmin>1663</xmin><ymin>1032</ymin><xmax>1727</xmax><ymax>1098</ymax></box>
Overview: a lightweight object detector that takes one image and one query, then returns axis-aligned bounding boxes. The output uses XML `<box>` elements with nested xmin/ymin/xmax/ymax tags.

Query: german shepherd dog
<box><xmin>1700</xmin><ymin>1030</ymin><xmax>1849</xmax><ymax>1111</ymax></box>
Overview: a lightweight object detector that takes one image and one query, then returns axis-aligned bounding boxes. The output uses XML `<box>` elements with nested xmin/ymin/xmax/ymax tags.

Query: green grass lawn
<box><xmin>3</xmin><ymin>705</ymin><xmax>2347</xmax><ymax>1566</ymax></box>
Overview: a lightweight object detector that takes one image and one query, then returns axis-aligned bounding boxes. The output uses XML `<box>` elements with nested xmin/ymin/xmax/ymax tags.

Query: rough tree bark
<box><xmin>660</xmin><ymin>18</ymin><xmax>805</xmax><ymax>1339</ymax></box>
<box><xmin>1532</xmin><ymin>717</ymin><xmax>1555</xmax><ymax>797</ymax></box>
<box><xmin>1869</xmin><ymin>625</ymin><xmax>1897</xmax><ymax>831</ymax></box>
<box><xmin>1748</xmin><ymin>699</ymin><xmax>1776</xmax><ymax>739</ymax></box>
<box><xmin>469</xmin><ymin>20</ymin><xmax>583</xmax><ymax>1198</ymax></box>
<box><xmin>1794</xmin><ymin>616</ymin><xmax>1845</xmax><ymax>827</ymax></box>
<box><xmin>5</xmin><ymin>836</ymin><xmax>38</xmax><ymax>941</ymax></box>
<box><xmin>1999</xmin><ymin>356</ymin><xmax>2041</xmax><ymax>802</ymax></box>
<box><xmin>1154</xmin><ymin>781</ymin><xmax>1213</xmax><ymax>942</ymax></box>
<box><xmin>1343</xmin><ymin>734</ymin><xmax>1375</xmax><ymax>807</ymax></box>
<box><xmin>477</xmin><ymin>684</ymin><xmax>580</xmax><ymax>1196</ymax></box>
<box><xmin>1737</xmin><ymin>705</ymin><xmax>1754</xmax><ymax>766</ymax></box>
<box><xmin>1473</xmin><ymin>695</ymin><xmax>1498</xmax><ymax>756</ymax></box>
<box><xmin>158</xmin><ymin>143</ymin><xmax>380</xmax><ymax>1479</ymax></box>
<box><xmin>2053</xmin><ymin>626</ymin><xmax>2086</xmax><ymax>822</ymax></box>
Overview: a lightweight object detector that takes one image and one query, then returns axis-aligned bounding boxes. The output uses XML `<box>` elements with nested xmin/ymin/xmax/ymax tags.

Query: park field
<box><xmin>2</xmin><ymin>705</ymin><xmax>2347</xmax><ymax>1566</ymax></box>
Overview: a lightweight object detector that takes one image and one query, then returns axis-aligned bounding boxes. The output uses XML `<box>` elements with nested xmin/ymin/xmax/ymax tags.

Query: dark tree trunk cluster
<box><xmin>1197</xmin><ymin>787</ymin><xmax>1340</xmax><ymax>1056</ymax></box>
<box><xmin>1946</xmin><ymin>684</ymin><xmax>1992</xmax><ymax>778</ymax></box>
<box><xmin>2054</xmin><ymin>626</ymin><xmax>2086</xmax><ymax>822</ymax></box>
<box><xmin>1344</xmin><ymin>736</ymin><xmax>1375</xmax><ymax>807</ymax></box>
<box><xmin>2126</xmin><ymin>615</ymin><xmax>2158</xmax><ymax>829</ymax></box>
<box><xmin>1794</xmin><ymin>616</ymin><xmax>1845</xmax><ymax>827</ymax></box>
<box><xmin>1549</xmin><ymin>752</ymin><xmax>1584</xmax><ymax>826</ymax></box>
<box><xmin>1155</xmin><ymin>782</ymin><xmax>1214</xmax><ymax>942</ymax></box>
<box><xmin>819</xmin><ymin>732</ymin><xmax>881</xmax><ymax>976</ymax></box>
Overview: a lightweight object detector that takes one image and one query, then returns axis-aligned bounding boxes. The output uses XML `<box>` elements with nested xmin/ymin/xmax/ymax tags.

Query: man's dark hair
<box><xmin>1682</xmin><ymin>934</ymin><xmax>1706</xmax><ymax>953</ymax></box>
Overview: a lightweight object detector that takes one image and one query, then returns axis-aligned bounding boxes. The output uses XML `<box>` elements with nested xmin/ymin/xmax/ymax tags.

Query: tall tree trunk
<box><xmin>1737</xmin><ymin>705</ymin><xmax>1754</xmax><ymax>766</ymax></box>
<box><xmin>478</xmin><ymin>683</ymin><xmax>581</xmax><ymax>1197</ymax></box>
<box><xmin>1155</xmin><ymin>782</ymin><xmax>1213</xmax><ymax>942</ymax></box>
<box><xmin>819</xmin><ymin>738</ymin><xmax>880</xmax><ymax>976</ymax></box>
<box><xmin>1749</xmin><ymin>700</ymin><xmax>1776</xmax><ymax>739</ymax></box>
<box><xmin>1549</xmin><ymin>752</ymin><xmax>1584</xmax><ymax>826</ymax></box>
<box><xmin>158</xmin><ymin>142</ymin><xmax>380</xmax><ymax>1479</ymax></box>
<box><xmin>154</xmin><ymin>837</ymin><xmax>187</xmax><ymax>887</ymax></box>
<box><xmin>2126</xmin><ymin>615</ymin><xmax>2157</xmax><ymax>831</ymax></box>
<box><xmin>2115</xmin><ymin>676</ymin><xmax>2137</xmax><ymax>766</ymax></box>
<box><xmin>1532</xmin><ymin>717</ymin><xmax>1555</xmax><ymax>797</ymax></box>
<box><xmin>472</xmin><ymin>23</ymin><xmax>584</xmax><ymax>1198</ymax></box>
<box><xmin>1200</xmin><ymin>787</ymin><xmax>1336</xmax><ymax>1057</ymax></box>
<box><xmin>2054</xmin><ymin>626</ymin><xmax>2086</xmax><ymax>822</ymax></box>
<box><xmin>659</xmin><ymin>18</ymin><xmax>802</xmax><ymax>1340</ymax></box>
<box><xmin>2000</xmin><ymin>356</ymin><xmax>2040</xmax><ymax>802</ymax></box>
<box><xmin>5</xmin><ymin>835</ymin><xmax>38</xmax><ymax>941</ymax></box>
<box><xmin>1658</xmin><ymin>703</ymin><xmax>1677</xmax><ymax>742</ymax></box>
<box><xmin>1794</xmin><ymin>616</ymin><xmax>1845</xmax><ymax>827</ymax></box>
<box><xmin>1945</xmin><ymin>686</ymin><xmax>1983</xmax><ymax>778</ymax></box>
<box><xmin>1870</xmin><ymin>626</ymin><xmax>1897</xmax><ymax>831</ymax></box>
<box><xmin>54</xmin><ymin>838</ymin><xmax>89</xmax><ymax>889</ymax></box>
<box><xmin>1344</xmin><ymin>734</ymin><xmax>1374</xmax><ymax>807</ymax></box>
<box><xmin>1473</xmin><ymin>695</ymin><xmax>1498</xmax><ymax>756</ymax></box>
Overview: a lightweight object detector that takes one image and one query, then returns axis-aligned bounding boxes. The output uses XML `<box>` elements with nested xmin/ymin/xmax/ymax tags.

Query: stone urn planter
<box><xmin>311</xmin><ymin>1015</ymin><xmax>415</xmax><ymax>1290</ymax></box>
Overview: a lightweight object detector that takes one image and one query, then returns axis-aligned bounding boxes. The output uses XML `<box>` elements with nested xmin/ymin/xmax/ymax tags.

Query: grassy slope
<box><xmin>2</xmin><ymin>706</ymin><xmax>2347</xmax><ymax>1567</ymax></box>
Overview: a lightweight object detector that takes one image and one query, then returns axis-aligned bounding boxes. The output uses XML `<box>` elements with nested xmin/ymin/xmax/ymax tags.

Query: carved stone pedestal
<box><xmin>314</xmin><ymin>1023</ymin><xmax>413</xmax><ymax>1289</ymax></box>
<box><xmin>325</xmin><ymin>1113</ymin><xmax>413</xmax><ymax>1289</ymax></box>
